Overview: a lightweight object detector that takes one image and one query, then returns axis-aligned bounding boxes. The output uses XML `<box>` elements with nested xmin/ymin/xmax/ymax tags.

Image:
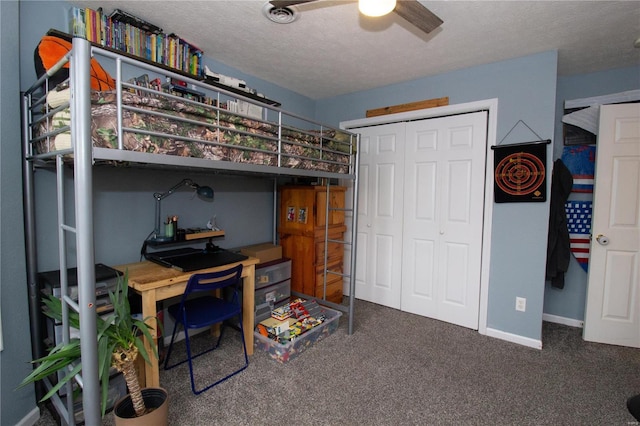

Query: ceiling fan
<box><xmin>268</xmin><ymin>0</ymin><xmax>443</xmax><ymax>35</ymax></box>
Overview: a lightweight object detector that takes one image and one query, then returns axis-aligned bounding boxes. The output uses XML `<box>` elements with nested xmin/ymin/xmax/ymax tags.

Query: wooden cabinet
<box><xmin>279</xmin><ymin>185</ymin><xmax>346</xmax><ymax>303</ymax></box>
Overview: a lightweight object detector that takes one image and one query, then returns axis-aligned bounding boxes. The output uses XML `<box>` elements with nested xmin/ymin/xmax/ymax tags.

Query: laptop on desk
<box><xmin>146</xmin><ymin>247</ymin><xmax>248</xmax><ymax>272</ymax></box>
<box><xmin>145</xmin><ymin>247</ymin><xmax>203</xmax><ymax>268</ymax></box>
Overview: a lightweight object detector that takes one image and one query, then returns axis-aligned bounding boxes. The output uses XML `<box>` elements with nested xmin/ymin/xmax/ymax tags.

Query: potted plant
<box><xmin>18</xmin><ymin>272</ymin><xmax>168</xmax><ymax>424</ymax></box>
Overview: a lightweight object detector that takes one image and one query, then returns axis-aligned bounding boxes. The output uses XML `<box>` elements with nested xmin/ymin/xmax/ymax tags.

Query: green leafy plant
<box><xmin>18</xmin><ymin>271</ymin><xmax>160</xmax><ymax>418</ymax></box>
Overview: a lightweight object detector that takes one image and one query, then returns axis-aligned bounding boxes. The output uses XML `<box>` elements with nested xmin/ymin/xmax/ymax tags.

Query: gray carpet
<box><xmin>35</xmin><ymin>299</ymin><xmax>640</xmax><ymax>425</ymax></box>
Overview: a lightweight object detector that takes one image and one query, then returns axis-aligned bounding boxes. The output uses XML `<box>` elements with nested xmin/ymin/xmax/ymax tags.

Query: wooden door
<box><xmin>584</xmin><ymin>103</ymin><xmax>640</xmax><ymax>347</ymax></box>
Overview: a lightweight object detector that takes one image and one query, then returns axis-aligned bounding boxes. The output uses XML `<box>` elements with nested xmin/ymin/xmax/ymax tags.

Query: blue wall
<box><xmin>6</xmin><ymin>2</ymin><xmax>639</xmax><ymax>421</ymax></box>
<box><xmin>1</xmin><ymin>1</ymin><xmax>39</xmax><ymax>425</ymax></box>
<box><xmin>544</xmin><ymin>65</ymin><xmax>640</xmax><ymax>323</ymax></box>
<box><xmin>317</xmin><ymin>51</ymin><xmax>559</xmax><ymax>342</ymax></box>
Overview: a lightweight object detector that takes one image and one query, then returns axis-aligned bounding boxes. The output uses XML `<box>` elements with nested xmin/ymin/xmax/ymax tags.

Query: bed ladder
<box><xmin>320</xmin><ymin>153</ymin><xmax>359</xmax><ymax>335</ymax></box>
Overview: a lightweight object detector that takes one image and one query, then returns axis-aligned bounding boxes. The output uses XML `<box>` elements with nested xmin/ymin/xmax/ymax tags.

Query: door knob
<box><xmin>595</xmin><ymin>234</ymin><xmax>610</xmax><ymax>245</ymax></box>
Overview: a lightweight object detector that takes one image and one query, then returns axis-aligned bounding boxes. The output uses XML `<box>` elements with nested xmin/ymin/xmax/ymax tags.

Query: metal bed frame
<box><xmin>22</xmin><ymin>37</ymin><xmax>359</xmax><ymax>425</ymax></box>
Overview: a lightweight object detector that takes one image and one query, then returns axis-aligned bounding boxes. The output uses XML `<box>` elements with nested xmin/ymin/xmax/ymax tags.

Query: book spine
<box><xmin>84</xmin><ymin>7</ymin><xmax>90</xmax><ymax>40</ymax></box>
<box><xmin>127</xmin><ymin>24</ymin><xmax>133</xmax><ymax>54</ymax></box>
<box><xmin>86</xmin><ymin>7</ymin><xmax>94</xmax><ymax>42</ymax></box>
<box><xmin>96</xmin><ymin>8</ymin><xmax>102</xmax><ymax>45</ymax></box>
<box><xmin>113</xmin><ymin>20</ymin><xmax>119</xmax><ymax>50</ymax></box>
<box><xmin>134</xmin><ymin>27</ymin><xmax>139</xmax><ymax>56</ymax></box>
<box><xmin>100</xmin><ymin>11</ymin><xmax>107</xmax><ymax>46</ymax></box>
<box><xmin>106</xmin><ymin>16</ymin><xmax>112</xmax><ymax>47</ymax></box>
<box><xmin>69</xmin><ymin>7</ymin><xmax>78</xmax><ymax>36</ymax></box>
<box><xmin>182</xmin><ymin>40</ymin><xmax>190</xmax><ymax>74</ymax></box>
<box><xmin>117</xmin><ymin>21</ymin><xmax>124</xmax><ymax>51</ymax></box>
<box><xmin>147</xmin><ymin>34</ymin><xmax>153</xmax><ymax>61</ymax></box>
<box><xmin>79</xmin><ymin>8</ymin><xmax>86</xmax><ymax>39</ymax></box>
<box><xmin>95</xmin><ymin>8</ymin><xmax>102</xmax><ymax>45</ymax></box>
<box><xmin>169</xmin><ymin>36</ymin><xmax>175</xmax><ymax>69</ymax></box>
<box><xmin>164</xmin><ymin>34</ymin><xmax>169</xmax><ymax>67</ymax></box>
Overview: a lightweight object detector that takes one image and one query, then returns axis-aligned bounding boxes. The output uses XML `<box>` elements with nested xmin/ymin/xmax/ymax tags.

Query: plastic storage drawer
<box><xmin>255</xmin><ymin>258</ymin><xmax>291</xmax><ymax>290</ymax></box>
<box><xmin>255</xmin><ymin>279</ymin><xmax>290</xmax><ymax>307</ymax></box>
<box><xmin>254</xmin><ymin>306</ymin><xmax>342</xmax><ymax>363</ymax></box>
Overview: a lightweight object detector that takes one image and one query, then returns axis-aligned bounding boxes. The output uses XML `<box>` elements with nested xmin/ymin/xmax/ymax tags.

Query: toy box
<box><xmin>254</xmin><ymin>305</ymin><xmax>342</xmax><ymax>363</ymax></box>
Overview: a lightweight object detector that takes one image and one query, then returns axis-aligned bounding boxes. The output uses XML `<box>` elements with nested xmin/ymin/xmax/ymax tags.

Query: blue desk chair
<box><xmin>163</xmin><ymin>264</ymin><xmax>248</xmax><ymax>395</ymax></box>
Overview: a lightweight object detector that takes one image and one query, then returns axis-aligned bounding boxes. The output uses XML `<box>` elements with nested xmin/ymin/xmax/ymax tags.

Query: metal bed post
<box><xmin>347</xmin><ymin>136</ymin><xmax>361</xmax><ymax>335</ymax></box>
<box><xmin>322</xmin><ymin>182</ymin><xmax>331</xmax><ymax>301</ymax></box>
<box><xmin>72</xmin><ymin>37</ymin><xmax>100</xmax><ymax>425</ymax></box>
<box><xmin>21</xmin><ymin>87</ymin><xmax>45</xmax><ymax>399</ymax></box>
<box><xmin>273</xmin><ymin>179</ymin><xmax>278</xmax><ymax>245</ymax></box>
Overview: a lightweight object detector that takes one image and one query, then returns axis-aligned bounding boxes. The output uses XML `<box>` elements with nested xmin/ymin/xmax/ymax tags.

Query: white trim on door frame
<box><xmin>341</xmin><ymin>98</ymin><xmax>498</xmax><ymax>336</ymax></box>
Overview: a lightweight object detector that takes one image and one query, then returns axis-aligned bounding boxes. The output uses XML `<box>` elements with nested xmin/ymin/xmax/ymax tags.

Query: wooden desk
<box><xmin>116</xmin><ymin>257</ymin><xmax>259</xmax><ymax>388</ymax></box>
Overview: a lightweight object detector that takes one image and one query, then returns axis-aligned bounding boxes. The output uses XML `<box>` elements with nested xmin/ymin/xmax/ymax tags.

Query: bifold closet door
<box><xmin>355</xmin><ymin>122</ymin><xmax>406</xmax><ymax>309</ymax></box>
<box><xmin>400</xmin><ymin>111</ymin><xmax>488</xmax><ymax>329</ymax></box>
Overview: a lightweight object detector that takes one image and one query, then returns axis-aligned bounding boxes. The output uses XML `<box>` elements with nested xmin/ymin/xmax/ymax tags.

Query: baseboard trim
<box><xmin>542</xmin><ymin>313</ymin><xmax>584</xmax><ymax>328</ymax></box>
<box><xmin>485</xmin><ymin>327</ymin><xmax>543</xmax><ymax>350</ymax></box>
<box><xmin>16</xmin><ymin>406</ymin><xmax>40</xmax><ymax>426</ymax></box>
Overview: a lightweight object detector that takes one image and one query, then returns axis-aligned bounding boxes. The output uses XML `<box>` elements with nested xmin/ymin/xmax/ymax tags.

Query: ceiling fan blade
<box><xmin>269</xmin><ymin>0</ymin><xmax>317</xmax><ymax>8</ymax></box>
<box><xmin>393</xmin><ymin>0</ymin><xmax>443</xmax><ymax>34</ymax></box>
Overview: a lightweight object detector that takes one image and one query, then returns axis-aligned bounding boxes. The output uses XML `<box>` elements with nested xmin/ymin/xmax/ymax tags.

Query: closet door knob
<box><xmin>595</xmin><ymin>234</ymin><xmax>609</xmax><ymax>245</ymax></box>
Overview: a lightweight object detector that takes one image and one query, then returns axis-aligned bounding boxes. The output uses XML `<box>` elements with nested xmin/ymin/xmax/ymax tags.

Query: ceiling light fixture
<box><xmin>359</xmin><ymin>0</ymin><xmax>397</xmax><ymax>17</ymax></box>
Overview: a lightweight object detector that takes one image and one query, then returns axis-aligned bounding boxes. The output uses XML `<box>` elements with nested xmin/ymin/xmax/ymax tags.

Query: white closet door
<box><xmin>354</xmin><ymin>123</ymin><xmax>406</xmax><ymax>309</ymax></box>
<box><xmin>401</xmin><ymin>111</ymin><xmax>488</xmax><ymax>329</ymax></box>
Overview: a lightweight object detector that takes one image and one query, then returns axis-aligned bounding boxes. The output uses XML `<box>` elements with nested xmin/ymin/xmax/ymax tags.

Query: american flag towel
<box><xmin>565</xmin><ymin>201</ymin><xmax>592</xmax><ymax>272</ymax></box>
<box><xmin>561</xmin><ymin>145</ymin><xmax>596</xmax><ymax>193</ymax></box>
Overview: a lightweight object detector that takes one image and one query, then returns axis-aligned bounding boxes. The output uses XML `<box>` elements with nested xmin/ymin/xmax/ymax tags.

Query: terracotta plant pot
<box><xmin>113</xmin><ymin>387</ymin><xmax>168</xmax><ymax>426</ymax></box>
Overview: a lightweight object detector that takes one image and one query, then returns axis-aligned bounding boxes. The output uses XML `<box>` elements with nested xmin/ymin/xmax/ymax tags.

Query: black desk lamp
<box><xmin>149</xmin><ymin>178</ymin><xmax>214</xmax><ymax>243</ymax></box>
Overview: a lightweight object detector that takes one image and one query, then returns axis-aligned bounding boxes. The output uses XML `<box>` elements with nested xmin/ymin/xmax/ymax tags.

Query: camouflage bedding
<box><xmin>36</xmin><ymin>90</ymin><xmax>353</xmax><ymax>174</ymax></box>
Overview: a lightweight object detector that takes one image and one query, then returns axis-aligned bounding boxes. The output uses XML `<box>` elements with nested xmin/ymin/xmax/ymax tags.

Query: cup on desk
<box><xmin>165</xmin><ymin>223</ymin><xmax>174</xmax><ymax>239</ymax></box>
<box><xmin>176</xmin><ymin>229</ymin><xmax>186</xmax><ymax>241</ymax></box>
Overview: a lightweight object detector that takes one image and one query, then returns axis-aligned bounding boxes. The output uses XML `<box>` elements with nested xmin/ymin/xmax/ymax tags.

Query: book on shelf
<box><xmin>69</xmin><ymin>6</ymin><xmax>203</xmax><ymax>77</ymax></box>
<box><xmin>228</xmin><ymin>100</ymin><xmax>264</xmax><ymax>120</ymax></box>
<box><xmin>125</xmin><ymin>74</ymin><xmax>151</xmax><ymax>96</ymax></box>
<box><xmin>161</xmin><ymin>81</ymin><xmax>206</xmax><ymax>102</ymax></box>
<box><xmin>109</xmin><ymin>8</ymin><xmax>163</xmax><ymax>34</ymax></box>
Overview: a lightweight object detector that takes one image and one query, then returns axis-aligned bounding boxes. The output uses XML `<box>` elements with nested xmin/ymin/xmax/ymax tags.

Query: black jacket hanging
<box><xmin>546</xmin><ymin>159</ymin><xmax>574</xmax><ymax>288</ymax></box>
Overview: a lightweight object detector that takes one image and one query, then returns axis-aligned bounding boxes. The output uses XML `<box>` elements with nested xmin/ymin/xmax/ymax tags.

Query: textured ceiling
<box><xmin>69</xmin><ymin>1</ymin><xmax>640</xmax><ymax>100</ymax></box>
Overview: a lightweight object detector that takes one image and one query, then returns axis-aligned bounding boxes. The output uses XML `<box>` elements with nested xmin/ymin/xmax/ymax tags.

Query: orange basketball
<box><xmin>35</xmin><ymin>35</ymin><xmax>116</xmax><ymax>91</ymax></box>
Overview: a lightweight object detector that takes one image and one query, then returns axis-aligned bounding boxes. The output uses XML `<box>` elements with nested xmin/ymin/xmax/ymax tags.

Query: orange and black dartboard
<box><xmin>493</xmin><ymin>142</ymin><xmax>547</xmax><ymax>203</ymax></box>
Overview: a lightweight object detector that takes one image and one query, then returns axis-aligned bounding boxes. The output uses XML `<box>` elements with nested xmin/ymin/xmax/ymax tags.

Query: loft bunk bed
<box><xmin>22</xmin><ymin>37</ymin><xmax>359</xmax><ymax>425</ymax></box>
